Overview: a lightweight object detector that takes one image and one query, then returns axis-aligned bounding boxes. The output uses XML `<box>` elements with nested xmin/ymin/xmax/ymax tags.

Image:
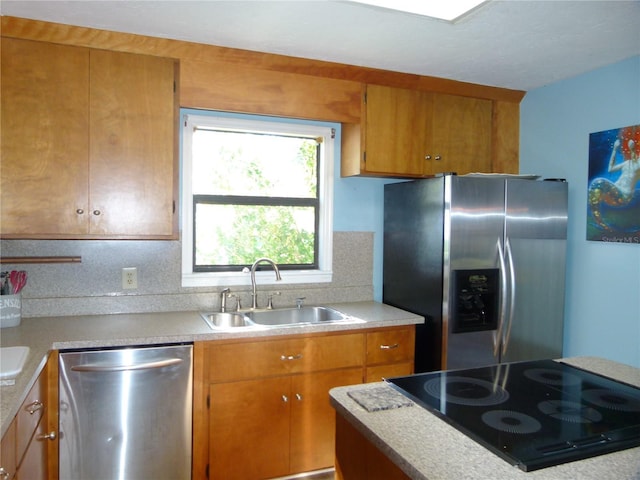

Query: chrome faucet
<box><xmin>247</xmin><ymin>258</ymin><xmax>282</xmax><ymax>310</ymax></box>
<box><xmin>219</xmin><ymin>287</ymin><xmax>230</xmax><ymax>312</ymax></box>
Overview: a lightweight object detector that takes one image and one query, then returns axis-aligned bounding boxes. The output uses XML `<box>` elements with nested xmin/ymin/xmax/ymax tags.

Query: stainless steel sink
<box><xmin>201</xmin><ymin>306</ymin><xmax>363</xmax><ymax>329</ymax></box>
<box><xmin>247</xmin><ymin>306</ymin><xmax>356</xmax><ymax>326</ymax></box>
<box><xmin>201</xmin><ymin>312</ymin><xmax>254</xmax><ymax>329</ymax></box>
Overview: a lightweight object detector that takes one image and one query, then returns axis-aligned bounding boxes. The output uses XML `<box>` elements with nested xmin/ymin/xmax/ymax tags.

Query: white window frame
<box><xmin>181</xmin><ymin>111</ymin><xmax>335</xmax><ymax>287</ymax></box>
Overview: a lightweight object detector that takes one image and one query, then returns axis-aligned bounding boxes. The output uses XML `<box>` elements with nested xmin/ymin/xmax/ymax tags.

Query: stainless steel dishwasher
<box><xmin>58</xmin><ymin>344</ymin><xmax>192</xmax><ymax>479</ymax></box>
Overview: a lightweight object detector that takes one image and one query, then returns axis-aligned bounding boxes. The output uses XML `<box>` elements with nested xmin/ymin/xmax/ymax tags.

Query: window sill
<box><xmin>182</xmin><ymin>269</ymin><xmax>333</xmax><ymax>288</ymax></box>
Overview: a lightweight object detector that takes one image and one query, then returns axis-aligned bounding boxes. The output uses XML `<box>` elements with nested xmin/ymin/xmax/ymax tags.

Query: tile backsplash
<box><xmin>0</xmin><ymin>232</ymin><xmax>374</xmax><ymax>317</ymax></box>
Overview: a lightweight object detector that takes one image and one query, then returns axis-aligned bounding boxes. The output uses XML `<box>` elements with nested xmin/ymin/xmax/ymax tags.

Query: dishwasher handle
<box><xmin>70</xmin><ymin>357</ymin><xmax>183</xmax><ymax>372</ymax></box>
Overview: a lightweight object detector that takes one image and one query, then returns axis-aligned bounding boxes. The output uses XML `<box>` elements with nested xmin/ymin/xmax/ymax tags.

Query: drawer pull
<box><xmin>38</xmin><ymin>431</ymin><xmax>57</xmax><ymax>441</ymax></box>
<box><xmin>26</xmin><ymin>400</ymin><xmax>44</xmax><ymax>414</ymax></box>
<box><xmin>280</xmin><ymin>354</ymin><xmax>303</xmax><ymax>361</ymax></box>
<box><xmin>379</xmin><ymin>343</ymin><xmax>400</xmax><ymax>350</ymax></box>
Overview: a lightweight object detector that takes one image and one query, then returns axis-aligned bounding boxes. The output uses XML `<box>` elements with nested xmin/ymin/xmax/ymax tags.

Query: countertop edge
<box><xmin>0</xmin><ymin>301</ymin><xmax>423</xmax><ymax>437</ymax></box>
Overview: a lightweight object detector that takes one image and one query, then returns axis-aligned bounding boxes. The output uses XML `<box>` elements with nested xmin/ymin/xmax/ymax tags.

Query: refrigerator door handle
<box><xmin>502</xmin><ymin>237</ymin><xmax>517</xmax><ymax>355</ymax></box>
<box><xmin>494</xmin><ymin>239</ymin><xmax>508</xmax><ymax>357</ymax></box>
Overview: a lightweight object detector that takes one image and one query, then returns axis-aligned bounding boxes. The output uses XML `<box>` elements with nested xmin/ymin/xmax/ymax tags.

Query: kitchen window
<box><xmin>181</xmin><ymin>111</ymin><xmax>336</xmax><ymax>287</ymax></box>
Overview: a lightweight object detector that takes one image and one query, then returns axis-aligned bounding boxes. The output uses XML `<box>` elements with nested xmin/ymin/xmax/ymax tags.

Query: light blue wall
<box><xmin>520</xmin><ymin>56</ymin><xmax>640</xmax><ymax>368</ymax></box>
<box><xmin>334</xmin><ymin>174</ymin><xmax>396</xmax><ymax>301</ymax></box>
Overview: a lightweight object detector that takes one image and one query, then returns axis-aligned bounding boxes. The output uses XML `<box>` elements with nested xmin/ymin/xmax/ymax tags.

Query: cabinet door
<box><xmin>15</xmin><ymin>420</ymin><xmax>47</xmax><ymax>480</ymax></box>
<box><xmin>209</xmin><ymin>377</ymin><xmax>290</xmax><ymax>480</ymax></box>
<box><xmin>429</xmin><ymin>93</ymin><xmax>493</xmax><ymax>175</ymax></box>
<box><xmin>89</xmin><ymin>49</ymin><xmax>177</xmax><ymax>237</ymax></box>
<box><xmin>0</xmin><ymin>420</ymin><xmax>17</xmax><ymax>480</ymax></box>
<box><xmin>1</xmin><ymin>38</ymin><xmax>90</xmax><ymax>236</ymax></box>
<box><xmin>290</xmin><ymin>368</ymin><xmax>363</xmax><ymax>473</ymax></box>
<box><xmin>363</xmin><ymin>84</ymin><xmax>430</xmax><ymax>176</ymax></box>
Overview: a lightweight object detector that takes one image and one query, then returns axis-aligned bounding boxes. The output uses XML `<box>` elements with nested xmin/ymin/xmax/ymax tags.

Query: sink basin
<box><xmin>247</xmin><ymin>306</ymin><xmax>353</xmax><ymax>326</ymax></box>
<box><xmin>201</xmin><ymin>312</ymin><xmax>254</xmax><ymax>329</ymax></box>
<box><xmin>200</xmin><ymin>306</ymin><xmax>363</xmax><ymax>330</ymax></box>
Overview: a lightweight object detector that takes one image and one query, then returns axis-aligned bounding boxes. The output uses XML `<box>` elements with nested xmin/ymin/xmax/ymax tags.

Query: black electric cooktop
<box><xmin>386</xmin><ymin>359</ymin><xmax>640</xmax><ymax>472</ymax></box>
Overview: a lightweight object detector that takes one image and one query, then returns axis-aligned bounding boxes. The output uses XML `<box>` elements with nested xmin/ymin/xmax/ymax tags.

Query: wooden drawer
<box><xmin>0</xmin><ymin>419</ymin><xmax>17</xmax><ymax>480</ymax></box>
<box><xmin>365</xmin><ymin>362</ymin><xmax>413</xmax><ymax>383</ymax></box>
<box><xmin>15</xmin><ymin>368</ymin><xmax>47</xmax><ymax>464</ymax></box>
<box><xmin>366</xmin><ymin>326</ymin><xmax>414</xmax><ymax>366</ymax></box>
<box><xmin>209</xmin><ymin>333</ymin><xmax>365</xmax><ymax>383</ymax></box>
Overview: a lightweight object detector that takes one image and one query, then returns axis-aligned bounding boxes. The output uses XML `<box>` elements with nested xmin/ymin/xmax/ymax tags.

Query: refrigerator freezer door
<box><xmin>445</xmin><ymin>176</ymin><xmax>506</xmax><ymax>370</ymax></box>
<box><xmin>502</xmin><ymin>179</ymin><xmax>568</xmax><ymax>362</ymax></box>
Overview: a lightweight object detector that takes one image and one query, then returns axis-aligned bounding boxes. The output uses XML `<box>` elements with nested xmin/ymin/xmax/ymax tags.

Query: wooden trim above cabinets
<box><xmin>1</xmin><ymin>16</ymin><xmax>525</xmax><ymax>110</ymax></box>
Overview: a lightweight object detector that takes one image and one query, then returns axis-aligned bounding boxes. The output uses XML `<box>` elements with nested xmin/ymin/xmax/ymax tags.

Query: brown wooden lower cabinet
<box><xmin>0</xmin><ymin>352</ymin><xmax>58</xmax><ymax>480</ymax></box>
<box><xmin>209</xmin><ymin>368</ymin><xmax>362</xmax><ymax>479</ymax></box>
<box><xmin>194</xmin><ymin>325</ymin><xmax>415</xmax><ymax>479</ymax></box>
<box><xmin>335</xmin><ymin>415</ymin><xmax>410</xmax><ymax>480</ymax></box>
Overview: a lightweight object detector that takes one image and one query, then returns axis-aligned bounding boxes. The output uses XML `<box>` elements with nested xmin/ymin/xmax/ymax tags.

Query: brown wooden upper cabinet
<box><xmin>1</xmin><ymin>38</ymin><xmax>178</xmax><ymax>239</ymax></box>
<box><xmin>342</xmin><ymin>84</ymin><xmax>502</xmax><ymax>178</ymax></box>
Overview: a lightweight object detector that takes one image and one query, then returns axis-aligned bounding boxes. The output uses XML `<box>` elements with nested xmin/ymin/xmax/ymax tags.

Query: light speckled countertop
<box><xmin>330</xmin><ymin>357</ymin><xmax>640</xmax><ymax>480</ymax></box>
<box><xmin>0</xmin><ymin>301</ymin><xmax>423</xmax><ymax>437</ymax></box>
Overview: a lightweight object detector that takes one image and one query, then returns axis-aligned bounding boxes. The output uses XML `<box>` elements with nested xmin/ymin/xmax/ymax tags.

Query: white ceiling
<box><xmin>2</xmin><ymin>0</ymin><xmax>639</xmax><ymax>91</ymax></box>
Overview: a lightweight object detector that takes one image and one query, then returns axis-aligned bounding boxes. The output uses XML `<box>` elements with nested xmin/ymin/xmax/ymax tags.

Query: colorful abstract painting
<box><xmin>587</xmin><ymin>124</ymin><xmax>640</xmax><ymax>243</ymax></box>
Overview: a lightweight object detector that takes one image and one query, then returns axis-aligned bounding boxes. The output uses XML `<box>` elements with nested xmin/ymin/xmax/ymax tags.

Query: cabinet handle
<box><xmin>26</xmin><ymin>400</ymin><xmax>44</xmax><ymax>414</ymax></box>
<box><xmin>379</xmin><ymin>343</ymin><xmax>400</xmax><ymax>350</ymax></box>
<box><xmin>295</xmin><ymin>393</ymin><xmax>303</xmax><ymax>401</ymax></box>
<box><xmin>425</xmin><ymin>155</ymin><xmax>442</xmax><ymax>161</ymax></box>
<box><xmin>0</xmin><ymin>467</ymin><xmax>11</xmax><ymax>480</ymax></box>
<box><xmin>280</xmin><ymin>354</ymin><xmax>303</xmax><ymax>361</ymax></box>
<box><xmin>76</xmin><ymin>208</ymin><xmax>84</xmax><ymax>215</ymax></box>
<box><xmin>37</xmin><ymin>431</ymin><xmax>57</xmax><ymax>441</ymax></box>
<box><xmin>282</xmin><ymin>395</ymin><xmax>289</xmax><ymax>403</ymax></box>
<box><xmin>92</xmin><ymin>210</ymin><xmax>101</xmax><ymax>216</ymax></box>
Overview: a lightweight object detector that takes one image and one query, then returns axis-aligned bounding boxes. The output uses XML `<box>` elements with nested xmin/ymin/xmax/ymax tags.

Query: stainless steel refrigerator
<box><xmin>383</xmin><ymin>175</ymin><xmax>568</xmax><ymax>372</ymax></box>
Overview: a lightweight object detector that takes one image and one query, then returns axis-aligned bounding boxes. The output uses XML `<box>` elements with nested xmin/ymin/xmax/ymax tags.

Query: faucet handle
<box><xmin>227</xmin><ymin>293</ymin><xmax>242</xmax><ymax>312</ymax></box>
<box><xmin>267</xmin><ymin>291</ymin><xmax>281</xmax><ymax>310</ymax></box>
<box><xmin>295</xmin><ymin>297</ymin><xmax>306</xmax><ymax>309</ymax></box>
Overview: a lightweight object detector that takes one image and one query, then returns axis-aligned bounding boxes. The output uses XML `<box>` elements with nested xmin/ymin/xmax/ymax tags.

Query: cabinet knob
<box><xmin>282</xmin><ymin>395</ymin><xmax>289</xmax><ymax>403</ymax></box>
<box><xmin>0</xmin><ymin>467</ymin><xmax>12</xmax><ymax>480</ymax></box>
<box><xmin>295</xmin><ymin>393</ymin><xmax>303</xmax><ymax>401</ymax></box>
<box><xmin>280</xmin><ymin>354</ymin><xmax>303</xmax><ymax>361</ymax></box>
<box><xmin>92</xmin><ymin>210</ymin><xmax>101</xmax><ymax>216</ymax></box>
<box><xmin>425</xmin><ymin>155</ymin><xmax>431</xmax><ymax>160</ymax></box>
<box><xmin>25</xmin><ymin>400</ymin><xmax>44</xmax><ymax>414</ymax></box>
<box><xmin>37</xmin><ymin>431</ymin><xmax>57</xmax><ymax>441</ymax></box>
<box><xmin>76</xmin><ymin>208</ymin><xmax>85</xmax><ymax>215</ymax></box>
<box><xmin>434</xmin><ymin>155</ymin><xmax>442</xmax><ymax>161</ymax></box>
<box><xmin>425</xmin><ymin>155</ymin><xmax>442</xmax><ymax>161</ymax></box>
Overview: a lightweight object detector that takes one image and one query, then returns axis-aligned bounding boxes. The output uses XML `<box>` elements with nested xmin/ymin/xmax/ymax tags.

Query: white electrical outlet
<box><xmin>122</xmin><ymin>267</ymin><xmax>138</xmax><ymax>289</ymax></box>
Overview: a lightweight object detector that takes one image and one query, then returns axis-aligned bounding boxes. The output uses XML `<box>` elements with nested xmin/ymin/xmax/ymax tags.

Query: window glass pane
<box><xmin>194</xmin><ymin>203</ymin><xmax>316</xmax><ymax>268</ymax></box>
<box><xmin>192</xmin><ymin>129</ymin><xmax>318</xmax><ymax>198</ymax></box>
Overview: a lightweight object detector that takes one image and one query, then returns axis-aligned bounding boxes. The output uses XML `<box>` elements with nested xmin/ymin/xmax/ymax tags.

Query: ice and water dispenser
<box><xmin>451</xmin><ymin>268</ymin><xmax>499</xmax><ymax>333</ymax></box>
